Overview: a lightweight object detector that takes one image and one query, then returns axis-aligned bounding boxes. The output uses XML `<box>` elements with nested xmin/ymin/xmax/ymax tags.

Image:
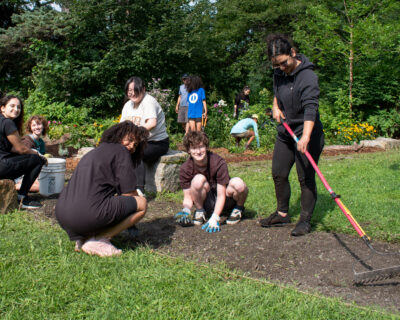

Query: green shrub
<box><xmin>25</xmin><ymin>90</ymin><xmax>91</xmax><ymax>126</ymax></box>
<box><xmin>367</xmin><ymin>108</ymin><xmax>400</xmax><ymax>138</ymax></box>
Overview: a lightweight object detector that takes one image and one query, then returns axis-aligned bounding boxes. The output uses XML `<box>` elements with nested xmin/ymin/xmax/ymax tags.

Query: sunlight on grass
<box><xmin>0</xmin><ymin>213</ymin><xmax>395</xmax><ymax>319</ymax></box>
<box><xmin>228</xmin><ymin>151</ymin><xmax>400</xmax><ymax>242</ymax></box>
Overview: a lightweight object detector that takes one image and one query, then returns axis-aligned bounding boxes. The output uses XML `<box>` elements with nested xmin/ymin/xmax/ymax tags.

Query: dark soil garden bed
<box><xmin>29</xmin><ymin>146</ymin><xmax>400</xmax><ymax>314</ymax></box>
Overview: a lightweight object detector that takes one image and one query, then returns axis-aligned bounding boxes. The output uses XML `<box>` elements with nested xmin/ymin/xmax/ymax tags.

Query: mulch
<box><xmin>27</xmin><ymin>146</ymin><xmax>400</xmax><ymax>314</ymax></box>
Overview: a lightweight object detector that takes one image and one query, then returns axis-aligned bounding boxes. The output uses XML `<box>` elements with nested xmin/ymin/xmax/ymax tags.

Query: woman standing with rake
<box><xmin>259</xmin><ymin>34</ymin><xmax>324</xmax><ymax>236</ymax></box>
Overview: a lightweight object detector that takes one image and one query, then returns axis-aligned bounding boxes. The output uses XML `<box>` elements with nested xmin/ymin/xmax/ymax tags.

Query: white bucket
<box><xmin>39</xmin><ymin>158</ymin><xmax>66</xmax><ymax>196</ymax></box>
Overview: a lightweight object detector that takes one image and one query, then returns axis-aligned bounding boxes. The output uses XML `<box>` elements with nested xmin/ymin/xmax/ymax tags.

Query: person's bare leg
<box><xmin>185</xmin><ymin>122</ymin><xmax>189</xmax><ymax>134</ymax></box>
<box><xmin>235</xmin><ymin>137</ymin><xmax>241</xmax><ymax>147</ymax></box>
<box><xmin>190</xmin><ymin>174</ymin><xmax>210</xmax><ymax>209</ymax></box>
<box><xmin>30</xmin><ymin>179</ymin><xmax>40</xmax><ymax>192</ymax></box>
<box><xmin>189</xmin><ymin>120</ymin><xmax>196</xmax><ymax>132</ymax></box>
<box><xmin>226</xmin><ymin>177</ymin><xmax>248</xmax><ymax>206</ymax></box>
<box><xmin>245</xmin><ymin>132</ymin><xmax>255</xmax><ymax>149</ymax></box>
<box><xmin>96</xmin><ymin>196</ymin><xmax>147</xmax><ymax>239</ymax></box>
<box><xmin>16</xmin><ymin>179</ymin><xmax>40</xmax><ymax>192</ymax></box>
<box><xmin>196</xmin><ymin>121</ymin><xmax>202</xmax><ymax>132</ymax></box>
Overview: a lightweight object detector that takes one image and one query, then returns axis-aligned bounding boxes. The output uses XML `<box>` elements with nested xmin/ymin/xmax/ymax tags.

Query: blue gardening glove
<box><xmin>202</xmin><ymin>213</ymin><xmax>221</xmax><ymax>233</ymax></box>
<box><xmin>175</xmin><ymin>208</ymin><xmax>192</xmax><ymax>226</ymax></box>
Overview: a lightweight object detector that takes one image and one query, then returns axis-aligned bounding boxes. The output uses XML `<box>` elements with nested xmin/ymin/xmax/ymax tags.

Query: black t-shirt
<box><xmin>235</xmin><ymin>92</ymin><xmax>250</xmax><ymax>109</ymax></box>
<box><xmin>56</xmin><ymin>143</ymin><xmax>137</xmax><ymax>218</ymax></box>
<box><xmin>0</xmin><ymin>114</ymin><xmax>18</xmax><ymax>160</ymax></box>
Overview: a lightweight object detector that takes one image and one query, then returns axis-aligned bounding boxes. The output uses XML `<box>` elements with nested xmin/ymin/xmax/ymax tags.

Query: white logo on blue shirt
<box><xmin>189</xmin><ymin>93</ymin><xmax>198</xmax><ymax>104</ymax></box>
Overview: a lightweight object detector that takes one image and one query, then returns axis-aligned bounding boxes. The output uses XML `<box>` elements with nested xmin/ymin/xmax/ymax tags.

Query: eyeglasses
<box><xmin>272</xmin><ymin>59</ymin><xmax>289</xmax><ymax>69</ymax></box>
<box><xmin>190</xmin><ymin>145</ymin><xmax>206</xmax><ymax>152</ymax></box>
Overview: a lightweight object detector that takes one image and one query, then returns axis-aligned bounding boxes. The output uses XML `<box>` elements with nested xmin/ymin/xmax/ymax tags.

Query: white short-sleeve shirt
<box><xmin>121</xmin><ymin>93</ymin><xmax>168</xmax><ymax>142</ymax></box>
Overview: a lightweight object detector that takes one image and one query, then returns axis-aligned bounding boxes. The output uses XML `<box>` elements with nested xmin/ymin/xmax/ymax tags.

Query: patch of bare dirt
<box><xmin>27</xmin><ymin>146</ymin><xmax>400</xmax><ymax>314</ymax></box>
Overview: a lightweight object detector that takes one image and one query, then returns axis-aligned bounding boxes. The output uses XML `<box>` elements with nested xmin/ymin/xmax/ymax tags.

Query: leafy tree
<box><xmin>292</xmin><ymin>0</ymin><xmax>400</xmax><ymax>117</ymax></box>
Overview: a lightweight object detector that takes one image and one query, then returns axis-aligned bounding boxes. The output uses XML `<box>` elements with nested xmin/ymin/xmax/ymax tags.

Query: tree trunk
<box><xmin>349</xmin><ymin>25</ymin><xmax>353</xmax><ymax>115</ymax></box>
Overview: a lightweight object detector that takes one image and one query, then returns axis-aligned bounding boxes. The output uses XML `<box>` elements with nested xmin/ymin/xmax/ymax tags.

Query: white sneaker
<box><xmin>226</xmin><ymin>208</ymin><xmax>242</xmax><ymax>225</ymax></box>
<box><xmin>193</xmin><ymin>209</ymin><xmax>206</xmax><ymax>225</ymax></box>
<box><xmin>136</xmin><ymin>188</ymin><xmax>146</xmax><ymax>198</ymax></box>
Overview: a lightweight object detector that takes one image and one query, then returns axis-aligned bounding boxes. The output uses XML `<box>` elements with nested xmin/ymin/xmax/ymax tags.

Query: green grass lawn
<box><xmin>1</xmin><ymin>213</ymin><xmax>397</xmax><ymax>319</ymax></box>
<box><xmin>229</xmin><ymin>150</ymin><xmax>400</xmax><ymax>243</ymax></box>
<box><xmin>1</xmin><ymin>151</ymin><xmax>399</xmax><ymax>319</ymax></box>
<box><xmin>165</xmin><ymin>150</ymin><xmax>400</xmax><ymax>242</ymax></box>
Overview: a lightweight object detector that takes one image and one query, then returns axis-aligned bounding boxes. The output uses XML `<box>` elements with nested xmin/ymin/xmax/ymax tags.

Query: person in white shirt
<box><xmin>120</xmin><ymin>76</ymin><xmax>169</xmax><ymax>196</ymax></box>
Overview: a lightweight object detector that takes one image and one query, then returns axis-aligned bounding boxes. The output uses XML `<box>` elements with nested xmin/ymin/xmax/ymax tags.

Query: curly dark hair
<box><xmin>100</xmin><ymin>121</ymin><xmax>149</xmax><ymax>166</ymax></box>
<box><xmin>183</xmin><ymin>131</ymin><xmax>209</xmax><ymax>152</ymax></box>
<box><xmin>185</xmin><ymin>75</ymin><xmax>204</xmax><ymax>93</ymax></box>
<box><xmin>25</xmin><ymin>115</ymin><xmax>49</xmax><ymax>136</ymax></box>
<box><xmin>0</xmin><ymin>95</ymin><xmax>24</xmax><ymax>134</ymax></box>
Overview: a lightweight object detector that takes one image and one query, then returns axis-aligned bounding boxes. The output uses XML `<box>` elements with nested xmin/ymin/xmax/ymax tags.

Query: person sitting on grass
<box><xmin>55</xmin><ymin>121</ymin><xmax>148</xmax><ymax>257</ymax></box>
<box><xmin>230</xmin><ymin>114</ymin><xmax>260</xmax><ymax>150</ymax></box>
<box><xmin>15</xmin><ymin>115</ymin><xmax>49</xmax><ymax>193</ymax></box>
<box><xmin>175</xmin><ymin>131</ymin><xmax>248</xmax><ymax>232</ymax></box>
<box><xmin>0</xmin><ymin>95</ymin><xmax>47</xmax><ymax>209</ymax></box>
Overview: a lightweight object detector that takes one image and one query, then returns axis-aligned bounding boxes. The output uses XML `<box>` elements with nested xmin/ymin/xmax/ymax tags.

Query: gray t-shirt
<box><xmin>121</xmin><ymin>93</ymin><xmax>169</xmax><ymax>142</ymax></box>
<box><xmin>179</xmin><ymin>84</ymin><xmax>189</xmax><ymax>107</ymax></box>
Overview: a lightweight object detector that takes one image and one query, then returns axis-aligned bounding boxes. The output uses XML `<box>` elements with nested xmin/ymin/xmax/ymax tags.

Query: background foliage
<box><xmin>1</xmin><ymin>0</ymin><xmax>399</xmax><ymax>148</ymax></box>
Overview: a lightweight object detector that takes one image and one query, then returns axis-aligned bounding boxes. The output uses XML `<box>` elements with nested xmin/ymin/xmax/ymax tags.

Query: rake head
<box><xmin>354</xmin><ymin>265</ymin><xmax>400</xmax><ymax>285</ymax></box>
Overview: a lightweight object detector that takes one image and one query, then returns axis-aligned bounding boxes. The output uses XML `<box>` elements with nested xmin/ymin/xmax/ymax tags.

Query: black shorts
<box><xmin>203</xmin><ymin>189</ymin><xmax>236</xmax><ymax>217</ymax></box>
<box><xmin>188</xmin><ymin>117</ymin><xmax>202</xmax><ymax>122</ymax></box>
<box><xmin>56</xmin><ymin>195</ymin><xmax>138</xmax><ymax>241</ymax></box>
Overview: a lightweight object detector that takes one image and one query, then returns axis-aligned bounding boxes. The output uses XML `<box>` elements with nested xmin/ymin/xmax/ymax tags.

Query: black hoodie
<box><xmin>273</xmin><ymin>54</ymin><xmax>323</xmax><ymax>139</ymax></box>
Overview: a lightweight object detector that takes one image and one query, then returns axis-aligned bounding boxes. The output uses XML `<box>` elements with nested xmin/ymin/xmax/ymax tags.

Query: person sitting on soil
<box><xmin>55</xmin><ymin>121</ymin><xmax>149</xmax><ymax>257</ymax></box>
<box><xmin>186</xmin><ymin>75</ymin><xmax>207</xmax><ymax>132</ymax></box>
<box><xmin>230</xmin><ymin>114</ymin><xmax>260</xmax><ymax>150</ymax></box>
<box><xmin>120</xmin><ymin>76</ymin><xmax>170</xmax><ymax>197</ymax></box>
<box><xmin>0</xmin><ymin>95</ymin><xmax>47</xmax><ymax>209</ymax></box>
<box><xmin>15</xmin><ymin>115</ymin><xmax>49</xmax><ymax>193</ymax></box>
<box><xmin>175</xmin><ymin>131</ymin><xmax>248</xmax><ymax>232</ymax></box>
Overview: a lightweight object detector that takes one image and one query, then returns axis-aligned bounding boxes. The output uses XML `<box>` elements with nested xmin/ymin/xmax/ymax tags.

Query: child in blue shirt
<box><xmin>186</xmin><ymin>75</ymin><xmax>207</xmax><ymax>132</ymax></box>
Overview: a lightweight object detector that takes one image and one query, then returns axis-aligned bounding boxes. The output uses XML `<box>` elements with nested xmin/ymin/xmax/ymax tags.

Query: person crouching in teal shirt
<box><xmin>230</xmin><ymin>114</ymin><xmax>260</xmax><ymax>150</ymax></box>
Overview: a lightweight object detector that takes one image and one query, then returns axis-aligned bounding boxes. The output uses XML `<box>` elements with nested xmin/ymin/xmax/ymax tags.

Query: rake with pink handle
<box><xmin>281</xmin><ymin>119</ymin><xmax>400</xmax><ymax>284</ymax></box>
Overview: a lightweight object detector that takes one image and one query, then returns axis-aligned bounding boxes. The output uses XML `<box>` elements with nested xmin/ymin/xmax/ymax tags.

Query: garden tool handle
<box><xmin>202</xmin><ymin>115</ymin><xmax>208</xmax><ymax>128</ymax></box>
<box><xmin>280</xmin><ymin>118</ymin><xmax>369</xmax><ymax>240</ymax></box>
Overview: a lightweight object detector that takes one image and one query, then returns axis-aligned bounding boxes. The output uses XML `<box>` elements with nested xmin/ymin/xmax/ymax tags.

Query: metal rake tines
<box><xmin>354</xmin><ymin>265</ymin><xmax>400</xmax><ymax>285</ymax></box>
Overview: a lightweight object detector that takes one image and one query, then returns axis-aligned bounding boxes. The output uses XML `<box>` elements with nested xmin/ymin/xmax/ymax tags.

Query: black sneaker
<box><xmin>291</xmin><ymin>221</ymin><xmax>311</xmax><ymax>236</ymax></box>
<box><xmin>21</xmin><ymin>196</ymin><xmax>42</xmax><ymax>209</ymax></box>
<box><xmin>259</xmin><ymin>211</ymin><xmax>291</xmax><ymax>227</ymax></box>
